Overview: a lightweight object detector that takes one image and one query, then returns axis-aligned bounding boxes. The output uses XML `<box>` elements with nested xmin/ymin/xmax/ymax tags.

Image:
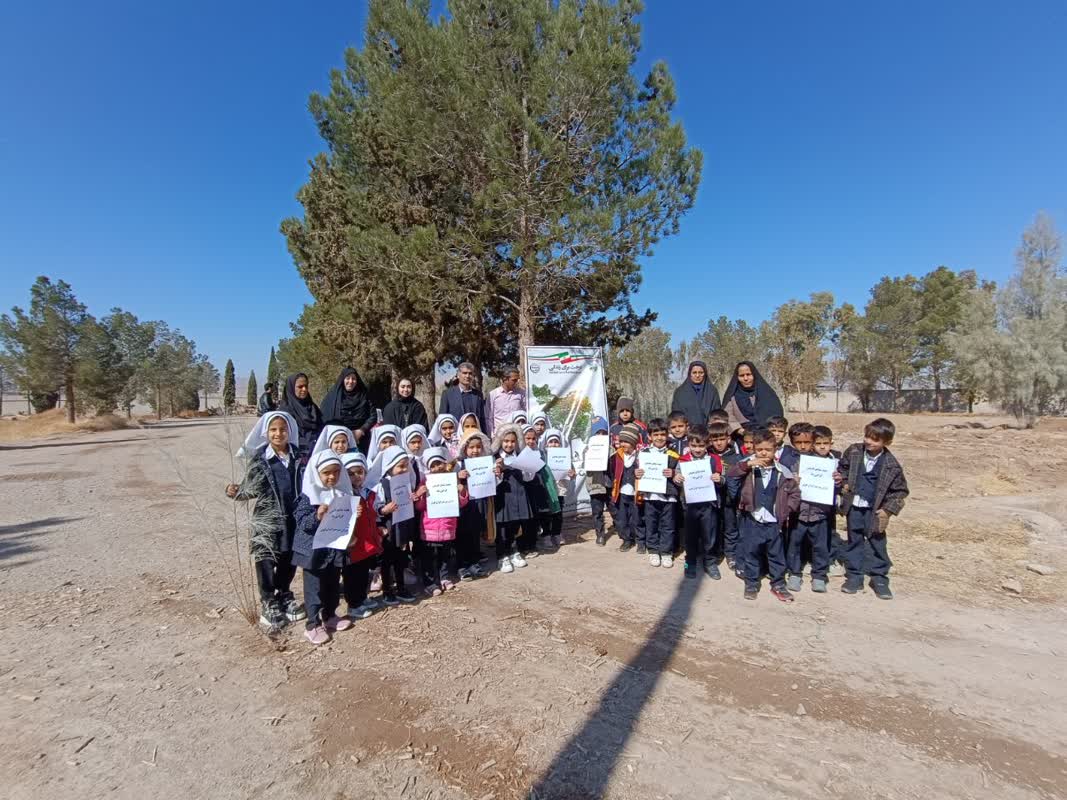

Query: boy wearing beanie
<box><xmin>609</xmin><ymin>423</ymin><xmax>643</xmax><ymax>552</ymax></box>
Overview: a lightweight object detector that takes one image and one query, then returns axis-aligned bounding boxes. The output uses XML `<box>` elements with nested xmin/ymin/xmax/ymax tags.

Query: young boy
<box><xmin>708</xmin><ymin>409</ymin><xmax>735</xmax><ymax>451</ymax></box>
<box><xmin>583</xmin><ymin>416</ymin><xmax>612</xmax><ymax>546</ymax></box>
<box><xmin>609</xmin><ymin>424</ymin><xmax>642</xmax><ymax>553</ymax></box>
<box><xmin>812</xmin><ymin>425</ymin><xmax>846</xmax><ymax>575</ymax></box>
<box><xmin>767</xmin><ymin>416</ymin><xmax>789</xmax><ymax>459</ymax></box>
<box><xmin>786</xmin><ymin>426</ymin><xmax>833</xmax><ymax>593</ymax></box>
<box><xmin>709</xmin><ymin>420</ymin><xmax>741</xmax><ymax>572</ymax></box>
<box><xmin>675</xmin><ymin>425</ymin><xmax>724</xmax><ymax>580</ymax></box>
<box><xmin>836</xmin><ymin>418</ymin><xmax>909</xmax><ymax>599</ymax></box>
<box><xmin>778</xmin><ymin>422</ymin><xmax>814</xmax><ymax>472</ymax></box>
<box><xmin>727</xmin><ymin>427</ymin><xmax>800</xmax><ymax>602</ymax></box>
<box><xmin>610</xmin><ymin>397</ymin><xmax>648</xmax><ymax>447</ymax></box>
<box><xmin>667</xmin><ymin>411</ymin><xmax>690</xmax><ymax>556</ymax></box>
<box><xmin>635</xmin><ymin>419</ymin><xmax>680</xmax><ymax>568</ymax></box>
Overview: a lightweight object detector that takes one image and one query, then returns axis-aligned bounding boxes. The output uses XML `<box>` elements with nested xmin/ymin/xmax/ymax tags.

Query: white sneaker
<box><xmin>511</xmin><ymin>551</ymin><xmax>528</xmax><ymax>568</ymax></box>
<box><xmin>649</xmin><ymin>553</ymin><xmax>661</xmax><ymax>567</ymax></box>
<box><xmin>499</xmin><ymin>557</ymin><xmax>514</xmax><ymax>574</ymax></box>
<box><xmin>661</xmin><ymin>554</ymin><xmax>674</xmax><ymax>569</ymax></box>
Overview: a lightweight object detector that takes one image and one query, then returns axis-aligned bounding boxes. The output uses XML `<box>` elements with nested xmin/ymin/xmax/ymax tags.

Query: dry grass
<box><xmin>0</xmin><ymin>408</ymin><xmax>139</xmax><ymax>441</ymax></box>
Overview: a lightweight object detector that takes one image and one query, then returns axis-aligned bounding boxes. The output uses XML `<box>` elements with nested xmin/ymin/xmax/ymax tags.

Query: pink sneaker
<box><xmin>370</xmin><ymin>570</ymin><xmax>382</xmax><ymax>592</ymax></box>
<box><xmin>441</xmin><ymin>580</ymin><xmax>455</xmax><ymax>591</ymax></box>
<box><xmin>304</xmin><ymin>625</ymin><xmax>330</xmax><ymax>646</ymax></box>
<box><xmin>325</xmin><ymin>616</ymin><xmax>353</xmax><ymax>632</ymax></box>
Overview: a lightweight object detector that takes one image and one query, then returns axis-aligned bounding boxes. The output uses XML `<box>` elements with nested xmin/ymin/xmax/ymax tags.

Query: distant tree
<box><xmin>139</xmin><ymin>326</ymin><xmax>216</xmax><ymax>419</ymax></box>
<box><xmin>826</xmin><ymin>302</ymin><xmax>858</xmax><ymax>412</ymax></box>
<box><xmin>0</xmin><ymin>277</ymin><xmax>88</xmax><ymax>422</ymax></box>
<box><xmin>864</xmin><ymin>275</ymin><xmax>922</xmax><ymax>411</ymax></box>
<box><xmin>247</xmin><ymin>371</ymin><xmax>258</xmax><ymax>407</ymax></box>
<box><xmin>266</xmin><ymin>347</ymin><xmax>280</xmax><ymax>394</ymax></box>
<box><xmin>839</xmin><ymin>312</ymin><xmax>882</xmax><ymax>413</ymax></box>
<box><xmin>950</xmin><ymin>213</ymin><xmax>1067</xmax><ymax>426</ymax></box>
<box><xmin>687</xmin><ymin>316</ymin><xmax>770</xmax><ymax>389</ymax></box>
<box><xmin>75</xmin><ymin>316</ymin><xmax>127</xmax><ymax>415</ymax></box>
<box><xmin>915</xmin><ymin>266</ymin><xmax>978</xmax><ymax>411</ymax></box>
<box><xmin>605</xmin><ymin>327</ymin><xmax>675</xmax><ymax>419</ymax></box>
<box><xmin>223</xmin><ymin>359</ymin><xmax>236</xmax><ymax>412</ymax></box>
<box><xmin>763</xmin><ymin>292</ymin><xmax>834</xmax><ymax>411</ymax></box>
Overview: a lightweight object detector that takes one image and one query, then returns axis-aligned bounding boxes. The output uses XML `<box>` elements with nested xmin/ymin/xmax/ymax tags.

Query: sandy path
<box><xmin>1</xmin><ymin>417</ymin><xmax>1065</xmax><ymax>800</ymax></box>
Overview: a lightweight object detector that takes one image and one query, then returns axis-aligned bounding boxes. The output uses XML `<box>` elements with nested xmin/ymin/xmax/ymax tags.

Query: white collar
<box><xmin>264</xmin><ymin>447</ymin><xmax>291</xmax><ymax>466</ymax></box>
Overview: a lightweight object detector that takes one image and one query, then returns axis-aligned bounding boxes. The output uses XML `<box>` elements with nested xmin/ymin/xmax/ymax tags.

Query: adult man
<box><xmin>438</xmin><ymin>361</ymin><xmax>487</xmax><ymax>430</ymax></box>
<box><xmin>485</xmin><ymin>366</ymin><xmax>525</xmax><ymax>435</ymax></box>
<box><xmin>256</xmin><ymin>383</ymin><xmax>277</xmax><ymax>416</ymax></box>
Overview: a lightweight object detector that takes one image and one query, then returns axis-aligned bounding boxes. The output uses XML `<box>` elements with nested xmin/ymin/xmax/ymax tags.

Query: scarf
<box><xmin>301</xmin><ymin>450</ymin><xmax>354</xmax><ymax>506</ymax></box>
<box><xmin>235</xmin><ymin>410</ymin><xmax>298</xmax><ymax>458</ymax></box>
<box><xmin>428</xmin><ymin>414</ymin><xmax>459</xmax><ymax>447</ymax></box>
<box><xmin>721</xmin><ymin>361</ymin><xmax>784</xmax><ymax>426</ymax></box>
<box><xmin>319</xmin><ymin>367</ymin><xmax>373</xmax><ymax>429</ymax></box>
<box><xmin>311</xmin><ymin>424</ymin><xmax>357</xmax><ymax>457</ymax></box>
<box><xmin>280</xmin><ymin>373</ymin><xmax>323</xmax><ymax>436</ymax></box>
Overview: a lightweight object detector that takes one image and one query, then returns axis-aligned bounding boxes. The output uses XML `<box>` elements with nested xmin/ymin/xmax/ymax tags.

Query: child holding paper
<box><xmin>492</xmin><ymin>423</ymin><xmax>533</xmax><ymax>573</ymax></box>
<box><xmin>812</xmin><ymin>425</ymin><xmax>846</xmax><ymax>573</ymax></box>
<box><xmin>635</xmin><ymin>419</ymin><xmax>680</xmax><ymax>568</ymax></box>
<box><xmin>416</xmin><ymin>447</ymin><xmax>467</xmax><ymax>595</ymax></box>
<box><xmin>341</xmin><ymin>452</ymin><xmax>381</xmax><ymax>620</ymax></box>
<box><xmin>373</xmin><ymin>446</ymin><xmax>423</xmax><ymax>605</ymax></box>
<box><xmin>726</xmin><ymin>428</ymin><xmax>800</xmax><ymax>603</ymax></box>
<box><xmin>292</xmin><ymin>451</ymin><xmax>357</xmax><ymax>645</ymax></box>
<box><xmin>610</xmin><ymin>423</ymin><xmax>643</xmax><ymax>553</ymax></box>
<box><xmin>582</xmin><ymin>416</ymin><xmax>612</xmax><ymax>547</ymax></box>
<box><xmin>786</xmin><ymin>433</ymin><xmax>835</xmax><ymax>594</ymax></box>
<box><xmin>712</xmin><ymin>420</ymin><xmax>745</xmax><ymax>576</ymax></box>
<box><xmin>836</xmin><ymin>418</ymin><xmax>909</xmax><ymax>599</ymax></box>
<box><xmin>675</xmin><ymin>425</ymin><xmax>725</xmax><ymax>580</ymax></box>
<box><xmin>227</xmin><ymin>411</ymin><xmax>305</xmax><ymax>630</ymax></box>
<box><xmin>540</xmin><ymin>428</ymin><xmax>575</xmax><ymax>548</ymax></box>
<box><xmin>518</xmin><ymin>426</ymin><xmax>555</xmax><ymax>557</ymax></box>
<box><xmin>455</xmin><ymin>430</ymin><xmax>492</xmax><ymax>580</ymax></box>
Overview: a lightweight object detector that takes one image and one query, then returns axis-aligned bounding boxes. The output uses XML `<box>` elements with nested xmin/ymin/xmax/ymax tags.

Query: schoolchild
<box><xmin>228</xmin><ymin>411</ymin><xmax>306</xmax><ymax>629</ymax></box>
<box><xmin>582</xmin><ymin>416</ymin><xmax>612</xmax><ymax>547</ymax></box>
<box><xmin>635</xmin><ymin>418</ymin><xmax>680</xmax><ymax>568</ymax></box>
<box><xmin>415</xmin><ymin>447</ymin><xmax>468</xmax><ymax>595</ymax></box>
<box><xmin>340</xmin><ymin>452</ymin><xmax>382</xmax><ymax>620</ymax></box>
<box><xmin>674</xmin><ymin>425</ymin><xmax>725</xmax><ymax>580</ymax></box>
<box><xmin>454</xmin><ymin>430</ymin><xmax>492</xmax><ymax>580</ymax></box>
<box><xmin>491</xmin><ymin>423</ymin><xmax>533</xmax><ymax>573</ymax></box>
<box><xmin>785</xmin><ymin>427</ymin><xmax>833</xmax><ymax>594</ymax></box>
<box><xmin>373</xmin><ymin>446</ymin><xmax>424</xmax><ymax>605</ymax></box>
<box><xmin>292</xmin><ymin>450</ymin><xmax>357</xmax><ymax>645</ymax></box>
<box><xmin>429</xmin><ymin>414</ymin><xmax>460</xmax><ymax>458</ymax></box>
<box><xmin>540</xmin><ymin>428</ymin><xmax>575</xmax><ymax>548</ymax></box>
<box><xmin>610</xmin><ymin>424</ymin><xmax>643</xmax><ymax>553</ymax></box>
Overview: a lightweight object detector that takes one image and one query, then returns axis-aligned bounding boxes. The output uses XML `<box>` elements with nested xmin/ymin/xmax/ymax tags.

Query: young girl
<box><xmin>228</xmin><ymin>411</ymin><xmax>306</xmax><ymax>630</ymax></box>
<box><xmin>292</xmin><ymin>450</ymin><xmax>357</xmax><ymax>645</ymax></box>
<box><xmin>429</xmin><ymin>414</ymin><xmax>460</xmax><ymax>457</ymax></box>
<box><xmin>369</xmin><ymin>424</ymin><xmax>402</xmax><ymax>455</ymax></box>
<box><xmin>402</xmin><ymin>424</ymin><xmax>429</xmax><ymax>464</ymax></box>
<box><xmin>341</xmin><ymin>452</ymin><xmax>381</xmax><ymax>620</ymax></box>
<box><xmin>509</xmin><ymin>410</ymin><xmax>529</xmax><ymax>426</ymax></box>
<box><xmin>454</xmin><ymin>429</ymin><xmax>492</xmax><ymax>580</ymax></box>
<box><xmin>311</xmin><ymin>424</ymin><xmax>357</xmax><ymax>457</ymax></box>
<box><xmin>581</xmin><ymin>417</ymin><xmax>612</xmax><ymax>546</ymax></box>
<box><xmin>530</xmin><ymin>412</ymin><xmax>548</xmax><ymax>440</ymax></box>
<box><xmin>518</xmin><ymin>425</ymin><xmax>550</xmax><ymax>558</ymax></box>
<box><xmin>373</xmin><ymin>446</ymin><xmax>424</xmax><ymax>604</ymax></box>
<box><xmin>491</xmin><ymin>423</ymin><xmax>533</xmax><ymax>573</ymax></box>
<box><xmin>415</xmin><ymin>447</ymin><xmax>468</xmax><ymax>595</ymax></box>
<box><xmin>541</xmin><ymin>428</ymin><xmax>576</xmax><ymax>548</ymax></box>
<box><xmin>459</xmin><ymin>412</ymin><xmax>482</xmax><ymax>436</ymax></box>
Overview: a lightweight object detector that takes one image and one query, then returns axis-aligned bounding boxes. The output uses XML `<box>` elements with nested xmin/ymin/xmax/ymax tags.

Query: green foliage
<box><xmin>223</xmin><ymin>359</ymin><xmax>236</xmax><ymax>411</ymax></box>
<box><xmin>604</xmin><ymin>326</ymin><xmax>674</xmax><ymax>418</ymax></box>
<box><xmin>75</xmin><ymin>316</ymin><xmax>130</xmax><ymax>415</ymax></box>
<box><xmin>531</xmin><ymin>384</ymin><xmax>593</xmax><ymax>434</ymax></box>
<box><xmin>247</xmin><ymin>371</ymin><xmax>258</xmax><ymax>407</ymax></box>
<box><xmin>950</xmin><ymin>213</ymin><xmax>1067</xmax><ymax>425</ymax></box>
<box><xmin>763</xmin><ymin>292</ymin><xmax>834</xmax><ymax>408</ymax></box>
<box><xmin>266</xmin><ymin>347</ymin><xmax>280</xmax><ymax>393</ymax></box>
<box><xmin>916</xmin><ymin>267</ymin><xmax>979</xmax><ymax>410</ymax></box>
<box><xmin>687</xmin><ymin>317</ymin><xmax>770</xmax><ymax>389</ymax></box>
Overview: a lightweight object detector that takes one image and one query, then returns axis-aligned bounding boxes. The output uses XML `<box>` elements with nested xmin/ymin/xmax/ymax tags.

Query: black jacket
<box><xmin>837</xmin><ymin>444</ymin><xmax>909</xmax><ymax>533</ymax></box>
<box><xmin>382</xmin><ymin>396</ymin><xmax>429</xmax><ymax>430</ymax></box>
<box><xmin>439</xmin><ymin>385</ymin><xmax>486</xmax><ymax>431</ymax></box>
<box><xmin>232</xmin><ymin>446</ymin><xmax>300</xmax><ymax>560</ymax></box>
<box><xmin>670</xmin><ymin>360</ymin><xmax>721</xmax><ymax>425</ymax></box>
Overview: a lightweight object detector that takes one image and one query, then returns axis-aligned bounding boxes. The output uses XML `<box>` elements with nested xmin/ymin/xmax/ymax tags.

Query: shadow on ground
<box><xmin>0</xmin><ymin>516</ymin><xmax>82</xmax><ymax>567</ymax></box>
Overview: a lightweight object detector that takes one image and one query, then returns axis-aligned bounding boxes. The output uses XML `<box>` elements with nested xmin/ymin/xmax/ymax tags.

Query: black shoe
<box><xmin>771</xmin><ymin>586</ymin><xmax>794</xmax><ymax>603</ymax></box>
<box><xmin>743</xmin><ymin>587</ymin><xmax>758</xmax><ymax>600</ymax></box>
<box><xmin>281</xmin><ymin>596</ymin><xmax>306</xmax><ymax>622</ymax></box>
<box><xmin>703</xmin><ymin>562</ymin><xmax>721</xmax><ymax>580</ymax></box>
<box><xmin>395</xmin><ymin>588</ymin><xmax>417</xmax><ymax>604</ymax></box>
<box><xmin>618</xmin><ymin>541</ymin><xmax>634</xmax><ymax>553</ymax></box>
<box><xmin>684</xmin><ymin>561</ymin><xmax>697</xmax><ymax>579</ymax></box>
<box><xmin>381</xmin><ymin>593</ymin><xmax>401</xmax><ymax>607</ymax></box>
<box><xmin>871</xmin><ymin>582</ymin><xmax>893</xmax><ymax>600</ymax></box>
<box><xmin>635</xmin><ymin>544</ymin><xmax>647</xmax><ymax>555</ymax></box>
<box><xmin>596</xmin><ymin>535</ymin><xmax>606</xmax><ymax>547</ymax></box>
<box><xmin>842</xmin><ymin>577</ymin><xmax>864</xmax><ymax>594</ymax></box>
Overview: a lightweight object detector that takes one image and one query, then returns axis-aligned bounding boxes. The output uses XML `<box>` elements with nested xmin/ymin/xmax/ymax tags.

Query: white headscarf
<box><xmin>509</xmin><ymin>424</ymin><xmax>541</xmax><ymax>481</ymax></box>
<box><xmin>459</xmin><ymin>412</ymin><xmax>482</xmax><ymax>432</ymax></box>
<box><xmin>235</xmin><ymin>411</ymin><xmax>298</xmax><ymax>458</ymax></box>
<box><xmin>428</xmin><ymin>414</ymin><xmax>458</xmax><ymax>446</ymax></box>
<box><xmin>402</xmin><ymin>424</ymin><xmax>428</xmax><ymax>455</ymax></box>
<box><xmin>368</xmin><ymin>424</ymin><xmax>402</xmax><ymax>456</ymax></box>
<box><xmin>341</xmin><ymin>452</ymin><xmax>369</xmax><ymax>496</ymax></box>
<box><xmin>301</xmin><ymin>450</ymin><xmax>353</xmax><ymax>506</ymax></box>
<box><xmin>423</xmin><ymin>446</ymin><xmax>450</xmax><ymax>468</ymax></box>
<box><xmin>541</xmin><ymin>427</ymin><xmax>565</xmax><ymax>451</ymax></box>
<box><xmin>530</xmin><ymin>412</ymin><xmax>549</xmax><ymax>429</ymax></box>
<box><xmin>369</xmin><ymin>445</ymin><xmax>411</xmax><ymax>494</ymax></box>
<box><xmin>508</xmin><ymin>410</ymin><xmax>529</xmax><ymax>425</ymax></box>
<box><xmin>311</xmin><ymin>424</ymin><xmax>357</xmax><ymax>457</ymax></box>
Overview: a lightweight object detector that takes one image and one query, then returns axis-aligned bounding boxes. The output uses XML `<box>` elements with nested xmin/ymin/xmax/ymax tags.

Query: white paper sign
<box><xmin>312</xmin><ymin>494</ymin><xmax>358</xmax><ymax>550</ymax></box>
<box><xmin>426</xmin><ymin>472</ymin><xmax>460</xmax><ymax>519</ymax></box>
<box><xmin>584</xmin><ymin>436</ymin><xmax>610</xmax><ymax>471</ymax></box>
<box><xmin>511</xmin><ymin>447</ymin><xmax>545</xmax><ymax>475</ymax></box>
<box><xmin>799</xmin><ymin>454</ymin><xmax>837</xmax><ymax>505</ymax></box>
<box><xmin>680</xmin><ymin>459</ymin><xmax>717</xmax><ymax>504</ymax></box>
<box><xmin>637</xmin><ymin>450</ymin><xmax>668</xmax><ymax>494</ymax></box>
<box><xmin>465</xmin><ymin>455</ymin><xmax>497</xmax><ymax>500</ymax></box>
<box><xmin>391</xmin><ymin>479</ymin><xmax>414</xmax><ymax>524</ymax></box>
<box><xmin>546</xmin><ymin>447</ymin><xmax>571</xmax><ymax>478</ymax></box>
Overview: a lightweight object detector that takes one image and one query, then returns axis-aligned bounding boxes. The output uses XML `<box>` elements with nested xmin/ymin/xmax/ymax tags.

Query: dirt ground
<box><xmin>2</xmin><ymin>412</ymin><xmax>1067</xmax><ymax>800</ymax></box>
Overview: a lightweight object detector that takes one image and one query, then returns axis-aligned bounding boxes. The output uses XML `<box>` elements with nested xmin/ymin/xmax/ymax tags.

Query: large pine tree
<box><xmin>223</xmin><ymin>359</ymin><xmax>236</xmax><ymax>412</ymax></box>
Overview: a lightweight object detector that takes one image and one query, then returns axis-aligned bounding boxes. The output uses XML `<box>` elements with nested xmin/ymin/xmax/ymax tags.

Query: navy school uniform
<box><xmin>495</xmin><ymin>462</ymin><xmax>532</xmax><ymax>558</ymax></box>
<box><xmin>669</xmin><ymin>435</ymin><xmax>689</xmax><ymax>552</ymax></box>
<box><xmin>838</xmin><ymin>444</ymin><xmax>909</xmax><ymax>587</ymax></box>
<box><xmin>456</xmin><ymin>458</ymin><xmax>489</xmax><ymax>569</ymax></box>
<box><xmin>787</xmin><ymin>454</ymin><xmax>837</xmax><ymax>581</ymax></box>
<box><xmin>607</xmin><ymin>450</ymin><xmax>640</xmax><ymax>545</ymax></box>
<box><xmin>375</xmin><ymin>473</ymin><xmax>421</xmax><ymax>597</ymax></box>
<box><xmin>719</xmin><ymin>450</ymin><xmax>746</xmax><ymax>563</ymax></box>
<box><xmin>293</xmin><ymin>493</ymin><xmax>349</xmax><ymax>628</ymax></box>
<box><xmin>727</xmin><ymin>463</ymin><xmax>799</xmax><ymax>593</ymax></box>
<box><xmin>680</xmin><ymin>453</ymin><xmax>723</xmax><ymax>567</ymax></box>
<box><xmin>639</xmin><ymin>447</ymin><xmax>681</xmax><ymax>556</ymax></box>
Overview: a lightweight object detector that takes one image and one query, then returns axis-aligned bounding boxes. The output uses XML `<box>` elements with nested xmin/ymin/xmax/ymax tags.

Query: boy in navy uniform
<box><xmin>835</xmin><ymin>418</ymin><xmax>909</xmax><ymax>599</ymax></box>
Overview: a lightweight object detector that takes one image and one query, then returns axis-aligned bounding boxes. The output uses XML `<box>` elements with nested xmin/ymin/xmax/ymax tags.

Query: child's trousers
<box><xmin>456</xmin><ymin>519</ymin><xmax>483</xmax><ymax>569</ymax></box>
<box><xmin>589</xmin><ymin>494</ymin><xmax>608</xmax><ymax>539</ymax></box>
<box><xmin>255</xmin><ymin>555</ymin><xmax>296</xmax><ymax>603</ymax></box>
<box><xmin>342</xmin><ymin>560</ymin><xmax>370</xmax><ymax>609</ymax></box>
<box><xmin>496</xmin><ymin>521</ymin><xmax>522</xmax><ymax>559</ymax></box>
<box><xmin>844</xmin><ymin>507</ymin><xmax>892</xmax><ymax>585</ymax></box>
<box><xmin>787</xmin><ymin>518</ymin><xmax>830</xmax><ymax>581</ymax></box>
<box><xmin>643</xmin><ymin>499</ymin><xmax>677</xmax><ymax>555</ymax></box>
<box><xmin>421</xmin><ymin>542</ymin><xmax>457</xmax><ymax>586</ymax></box>
<box><xmin>303</xmin><ymin>565</ymin><xmax>340</xmax><ymax>628</ymax></box>
<box><xmin>722</xmin><ymin>505</ymin><xmax>739</xmax><ymax>562</ymax></box>
<box><xmin>612</xmin><ymin>495</ymin><xmax>639</xmax><ymax>544</ymax></box>
<box><xmin>738</xmin><ymin>516</ymin><xmax>787</xmax><ymax>592</ymax></box>
<box><xmin>380</xmin><ymin>540</ymin><xmax>409</xmax><ymax>596</ymax></box>
<box><xmin>684</xmin><ymin>503</ymin><xmax>719</xmax><ymax>565</ymax></box>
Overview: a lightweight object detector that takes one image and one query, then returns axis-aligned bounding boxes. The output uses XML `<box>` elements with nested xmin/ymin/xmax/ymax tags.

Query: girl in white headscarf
<box><xmin>310</xmin><ymin>424</ymin><xmax>357</xmax><ymax>457</ymax></box>
<box><xmin>372</xmin><ymin>446</ymin><xmax>421</xmax><ymax>605</ymax></box>
<box><xmin>292</xmin><ymin>451</ymin><xmax>356</xmax><ymax>645</ymax></box>
<box><xmin>428</xmin><ymin>413</ymin><xmax>460</xmax><ymax>456</ymax></box>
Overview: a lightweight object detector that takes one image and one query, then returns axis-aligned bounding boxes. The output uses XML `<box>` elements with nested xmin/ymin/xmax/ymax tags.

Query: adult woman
<box><xmin>320</xmin><ymin>367</ymin><xmax>376</xmax><ymax>450</ymax></box>
<box><xmin>721</xmin><ymin>361</ymin><xmax>784</xmax><ymax>433</ymax></box>
<box><xmin>670</xmin><ymin>360</ymin><xmax>721</xmax><ymax>426</ymax></box>
<box><xmin>382</xmin><ymin>378</ymin><xmax>430</xmax><ymax>430</ymax></box>
<box><xmin>279</xmin><ymin>373</ymin><xmax>324</xmax><ymax>459</ymax></box>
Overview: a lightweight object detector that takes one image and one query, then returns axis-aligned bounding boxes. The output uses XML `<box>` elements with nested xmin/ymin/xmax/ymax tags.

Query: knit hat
<box><xmin>617</xmin><ymin>423</ymin><xmax>641</xmax><ymax>447</ymax></box>
<box><xmin>615</xmin><ymin>396</ymin><xmax>635</xmax><ymax>413</ymax></box>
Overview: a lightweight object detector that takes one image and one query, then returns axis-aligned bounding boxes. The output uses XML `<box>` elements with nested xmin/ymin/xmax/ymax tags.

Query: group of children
<box><xmin>226</xmin><ymin>397</ymin><xmax>909</xmax><ymax>644</ymax></box>
<box><xmin>588</xmin><ymin>398</ymin><xmax>909</xmax><ymax>603</ymax></box>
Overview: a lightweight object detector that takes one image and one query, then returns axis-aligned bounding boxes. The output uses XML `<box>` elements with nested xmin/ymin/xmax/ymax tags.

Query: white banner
<box><xmin>524</xmin><ymin>346</ymin><xmax>609</xmax><ymax>515</ymax></box>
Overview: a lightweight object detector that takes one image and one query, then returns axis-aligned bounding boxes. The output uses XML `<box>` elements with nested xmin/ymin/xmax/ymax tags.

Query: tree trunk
<box><xmin>65</xmin><ymin>374</ymin><xmax>76</xmax><ymax>423</ymax></box>
<box><xmin>934</xmin><ymin>370</ymin><xmax>942</xmax><ymax>412</ymax></box>
<box><xmin>805</xmin><ymin>391</ymin><xmax>810</xmax><ymax>412</ymax></box>
<box><xmin>834</xmin><ymin>386</ymin><xmax>840</xmax><ymax>412</ymax></box>
<box><xmin>418</xmin><ymin>366</ymin><xmax>437</xmax><ymax>425</ymax></box>
<box><xmin>516</xmin><ymin>88</ymin><xmax>535</xmax><ymax>383</ymax></box>
<box><xmin>518</xmin><ymin>281</ymin><xmax>536</xmax><ymax>380</ymax></box>
<box><xmin>156</xmin><ymin>384</ymin><xmax>163</xmax><ymax>421</ymax></box>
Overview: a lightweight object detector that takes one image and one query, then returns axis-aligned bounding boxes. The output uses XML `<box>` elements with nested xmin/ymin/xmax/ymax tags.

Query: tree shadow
<box><xmin>528</xmin><ymin>572</ymin><xmax>703</xmax><ymax>799</ymax></box>
<box><xmin>0</xmin><ymin>516</ymin><xmax>81</xmax><ymax>566</ymax></box>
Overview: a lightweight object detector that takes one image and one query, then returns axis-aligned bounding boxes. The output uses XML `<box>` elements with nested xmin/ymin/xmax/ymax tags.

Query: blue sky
<box><xmin>2</xmin><ymin>1</ymin><xmax>1065</xmax><ymax>384</ymax></box>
